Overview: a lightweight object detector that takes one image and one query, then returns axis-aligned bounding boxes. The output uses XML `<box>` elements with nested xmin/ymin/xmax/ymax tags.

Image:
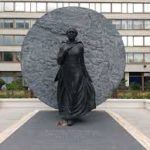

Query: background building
<box><xmin>0</xmin><ymin>0</ymin><xmax>150</xmax><ymax>90</ymax></box>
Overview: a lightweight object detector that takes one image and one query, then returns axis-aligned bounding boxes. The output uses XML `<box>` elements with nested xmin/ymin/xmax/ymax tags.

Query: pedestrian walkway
<box><xmin>0</xmin><ymin>107</ymin><xmax>149</xmax><ymax>143</ymax></box>
<box><xmin>0</xmin><ymin>111</ymin><xmax>145</xmax><ymax>150</ymax></box>
<box><xmin>0</xmin><ymin>108</ymin><xmax>35</xmax><ymax>133</ymax></box>
<box><xmin>110</xmin><ymin>108</ymin><xmax>150</xmax><ymax>139</ymax></box>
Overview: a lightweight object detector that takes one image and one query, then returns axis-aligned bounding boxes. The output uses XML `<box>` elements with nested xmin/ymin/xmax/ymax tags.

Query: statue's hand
<box><xmin>64</xmin><ymin>45</ymin><xmax>73</xmax><ymax>52</ymax></box>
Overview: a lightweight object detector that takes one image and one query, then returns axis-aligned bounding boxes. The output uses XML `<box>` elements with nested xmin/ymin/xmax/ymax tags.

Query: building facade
<box><xmin>0</xmin><ymin>0</ymin><xmax>150</xmax><ymax>90</ymax></box>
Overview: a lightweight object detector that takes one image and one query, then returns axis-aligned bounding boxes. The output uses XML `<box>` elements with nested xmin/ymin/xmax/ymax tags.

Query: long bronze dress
<box><xmin>54</xmin><ymin>40</ymin><xmax>96</xmax><ymax>120</ymax></box>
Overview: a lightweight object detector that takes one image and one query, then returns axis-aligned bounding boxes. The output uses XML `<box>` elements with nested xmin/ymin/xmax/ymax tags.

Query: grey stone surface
<box><xmin>21</xmin><ymin>7</ymin><xmax>125</xmax><ymax>108</ymax></box>
<box><xmin>0</xmin><ymin>111</ymin><xmax>145</xmax><ymax>150</ymax></box>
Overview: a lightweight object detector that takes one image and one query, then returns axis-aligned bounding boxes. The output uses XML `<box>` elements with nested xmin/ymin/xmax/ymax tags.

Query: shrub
<box><xmin>129</xmin><ymin>83</ymin><xmax>141</xmax><ymax>90</ymax></box>
<box><xmin>145</xmin><ymin>80</ymin><xmax>150</xmax><ymax>91</ymax></box>
<box><xmin>118</xmin><ymin>79</ymin><xmax>128</xmax><ymax>90</ymax></box>
<box><xmin>6</xmin><ymin>78</ymin><xmax>25</xmax><ymax>90</ymax></box>
<box><xmin>0</xmin><ymin>79</ymin><xmax>5</xmax><ymax>89</ymax></box>
<box><xmin>145</xmin><ymin>92</ymin><xmax>150</xmax><ymax>99</ymax></box>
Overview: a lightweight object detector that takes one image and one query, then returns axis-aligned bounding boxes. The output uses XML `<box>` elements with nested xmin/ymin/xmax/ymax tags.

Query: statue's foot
<box><xmin>56</xmin><ymin>119</ymin><xmax>67</xmax><ymax>127</ymax></box>
<box><xmin>67</xmin><ymin>119</ymin><xmax>74</xmax><ymax>126</ymax></box>
<box><xmin>73</xmin><ymin>117</ymin><xmax>83</xmax><ymax>123</ymax></box>
<box><xmin>56</xmin><ymin>119</ymin><xmax>75</xmax><ymax>127</ymax></box>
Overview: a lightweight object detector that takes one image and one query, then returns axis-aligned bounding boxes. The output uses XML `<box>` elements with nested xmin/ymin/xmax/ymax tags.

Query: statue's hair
<box><xmin>66</xmin><ymin>28</ymin><xmax>78</xmax><ymax>37</ymax></box>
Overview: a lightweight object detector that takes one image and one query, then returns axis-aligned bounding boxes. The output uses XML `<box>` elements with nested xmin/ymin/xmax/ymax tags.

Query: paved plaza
<box><xmin>0</xmin><ymin>111</ymin><xmax>145</xmax><ymax>150</ymax></box>
<box><xmin>0</xmin><ymin>108</ymin><xmax>149</xmax><ymax>138</ymax></box>
<box><xmin>0</xmin><ymin>100</ymin><xmax>150</xmax><ymax>149</ymax></box>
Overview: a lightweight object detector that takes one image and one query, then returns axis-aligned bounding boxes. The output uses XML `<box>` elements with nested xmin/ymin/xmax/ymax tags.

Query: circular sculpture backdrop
<box><xmin>21</xmin><ymin>7</ymin><xmax>125</xmax><ymax>109</ymax></box>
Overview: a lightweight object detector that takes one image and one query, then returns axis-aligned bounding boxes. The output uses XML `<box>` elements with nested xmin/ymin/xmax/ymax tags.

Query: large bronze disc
<box><xmin>21</xmin><ymin>7</ymin><xmax>125</xmax><ymax>108</ymax></box>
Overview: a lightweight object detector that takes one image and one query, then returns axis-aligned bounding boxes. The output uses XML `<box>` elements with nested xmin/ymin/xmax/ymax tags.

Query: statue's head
<box><xmin>66</xmin><ymin>28</ymin><xmax>78</xmax><ymax>41</ymax></box>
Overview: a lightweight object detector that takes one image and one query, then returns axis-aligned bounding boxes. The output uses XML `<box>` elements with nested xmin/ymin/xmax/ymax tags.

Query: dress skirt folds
<box><xmin>54</xmin><ymin>41</ymin><xmax>96</xmax><ymax>120</ymax></box>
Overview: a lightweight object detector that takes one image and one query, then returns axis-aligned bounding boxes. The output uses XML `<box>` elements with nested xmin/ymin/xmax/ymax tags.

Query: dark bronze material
<box><xmin>54</xmin><ymin>28</ymin><xmax>96</xmax><ymax>125</ymax></box>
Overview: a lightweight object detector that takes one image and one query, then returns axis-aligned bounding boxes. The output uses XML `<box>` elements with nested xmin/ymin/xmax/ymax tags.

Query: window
<box><xmin>0</xmin><ymin>52</ymin><xmax>2</xmax><ymax>61</ymax></box>
<box><xmin>128</xmin><ymin>36</ymin><xmax>133</xmax><ymax>46</ymax></box>
<box><xmin>57</xmin><ymin>3</ymin><xmax>63</xmax><ymax>8</ymax></box>
<box><xmin>145</xmin><ymin>20</ymin><xmax>150</xmax><ymax>29</ymax></box>
<box><xmin>37</xmin><ymin>3</ymin><xmax>46</xmax><ymax>12</ymax></box>
<box><xmin>0</xmin><ymin>2</ymin><xmax>4</xmax><ymax>11</ymax></box>
<box><xmin>134</xmin><ymin>4</ymin><xmax>143</xmax><ymax>13</ymax></box>
<box><xmin>3</xmin><ymin>36</ymin><xmax>14</xmax><ymax>45</ymax></box>
<box><xmin>101</xmin><ymin>3</ymin><xmax>111</xmax><ymax>12</ymax></box>
<box><xmin>122</xmin><ymin>3</ymin><xmax>127</xmax><ymax>13</ymax></box>
<box><xmin>15</xmin><ymin>2</ymin><xmax>24</xmax><ymax>11</ymax></box>
<box><xmin>1</xmin><ymin>75</ymin><xmax>14</xmax><ymax>83</ymax></box>
<box><xmin>16</xmin><ymin>52</ymin><xmax>21</xmax><ymax>62</ymax></box>
<box><xmin>144</xmin><ymin>37</ymin><xmax>150</xmax><ymax>46</ymax></box>
<box><xmin>16</xmin><ymin>20</ymin><xmax>25</xmax><ymax>28</ymax></box>
<box><xmin>25</xmin><ymin>20</ymin><xmax>30</xmax><ymax>29</ymax></box>
<box><xmin>112</xmin><ymin>20</ymin><xmax>121</xmax><ymax>29</ymax></box>
<box><xmin>112</xmin><ymin>3</ymin><xmax>121</xmax><ymax>13</ymax></box>
<box><xmin>16</xmin><ymin>19</ymin><xmax>29</xmax><ymax>29</ymax></box>
<box><xmin>15</xmin><ymin>36</ymin><xmax>24</xmax><ymax>45</ymax></box>
<box><xmin>128</xmin><ymin>3</ymin><xmax>133</xmax><ymax>13</ymax></box>
<box><xmin>4</xmin><ymin>2</ymin><xmax>14</xmax><ymax>11</ymax></box>
<box><xmin>31</xmin><ymin>19</ymin><xmax>36</xmax><ymax>27</ymax></box>
<box><xmin>0</xmin><ymin>35</ymin><xmax>25</xmax><ymax>45</ymax></box>
<box><xmin>144</xmin><ymin>4</ymin><xmax>150</xmax><ymax>13</ymax></box>
<box><xmin>134</xmin><ymin>53</ymin><xmax>143</xmax><ymax>63</ymax></box>
<box><xmin>122</xmin><ymin>36</ymin><xmax>127</xmax><ymax>46</ymax></box>
<box><xmin>4</xmin><ymin>52</ymin><xmax>13</xmax><ymax>61</ymax></box>
<box><xmin>95</xmin><ymin>3</ymin><xmax>101</xmax><ymax>12</ymax></box>
<box><xmin>31</xmin><ymin>2</ymin><xmax>36</xmax><ymax>12</ymax></box>
<box><xmin>0</xmin><ymin>19</ymin><xmax>4</xmax><ymax>28</ymax></box>
<box><xmin>127</xmin><ymin>53</ymin><xmax>150</xmax><ymax>63</ymax></box>
<box><xmin>69</xmin><ymin>3</ymin><xmax>79</xmax><ymax>7</ymax></box>
<box><xmin>133</xmin><ymin>20</ymin><xmax>143</xmax><ymax>29</ymax></box>
<box><xmin>125</xmin><ymin>54</ymin><xmax>128</xmax><ymax>63</ymax></box>
<box><xmin>127</xmin><ymin>53</ymin><xmax>134</xmax><ymax>63</ymax></box>
<box><xmin>0</xmin><ymin>35</ymin><xmax>3</xmax><ymax>45</ymax></box>
<box><xmin>47</xmin><ymin>3</ymin><xmax>57</xmax><ymax>11</ymax></box>
<box><xmin>127</xmin><ymin>20</ymin><xmax>133</xmax><ymax>29</ymax></box>
<box><xmin>0</xmin><ymin>19</ymin><xmax>31</xmax><ymax>29</ymax></box>
<box><xmin>80</xmin><ymin>3</ymin><xmax>89</xmax><ymax>8</ymax></box>
<box><xmin>25</xmin><ymin>2</ymin><xmax>30</xmax><ymax>12</ymax></box>
<box><xmin>89</xmin><ymin>3</ymin><xmax>95</xmax><ymax>10</ymax></box>
<box><xmin>4</xmin><ymin>19</ymin><xmax>13</xmax><ymax>28</ymax></box>
<box><xmin>145</xmin><ymin>54</ymin><xmax>150</xmax><ymax>63</ymax></box>
<box><xmin>63</xmin><ymin>3</ymin><xmax>69</xmax><ymax>7</ymax></box>
<box><xmin>122</xmin><ymin>20</ymin><xmax>128</xmax><ymax>29</ymax></box>
<box><xmin>134</xmin><ymin>37</ymin><xmax>143</xmax><ymax>46</ymax></box>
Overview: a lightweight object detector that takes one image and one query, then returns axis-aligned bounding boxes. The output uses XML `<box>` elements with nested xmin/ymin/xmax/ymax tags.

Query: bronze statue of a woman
<box><xmin>54</xmin><ymin>28</ymin><xmax>96</xmax><ymax>126</ymax></box>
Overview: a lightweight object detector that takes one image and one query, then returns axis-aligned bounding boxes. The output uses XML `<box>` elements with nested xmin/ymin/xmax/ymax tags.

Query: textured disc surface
<box><xmin>21</xmin><ymin>7</ymin><xmax>125</xmax><ymax>108</ymax></box>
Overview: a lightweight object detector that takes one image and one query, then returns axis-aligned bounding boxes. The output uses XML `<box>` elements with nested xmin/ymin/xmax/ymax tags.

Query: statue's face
<box><xmin>66</xmin><ymin>30</ymin><xmax>77</xmax><ymax>41</ymax></box>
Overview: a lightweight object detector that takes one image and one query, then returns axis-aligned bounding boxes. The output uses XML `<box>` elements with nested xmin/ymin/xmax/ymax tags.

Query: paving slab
<box><xmin>0</xmin><ymin>111</ymin><xmax>145</xmax><ymax>150</ymax></box>
<box><xmin>110</xmin><ymin>109</ymin><xmax>150</xmax><ymax>139</ymax></box>
<box><xmin>0</xmin><ymin>108</ymin><xmax>36</xmax><ymax>132</ymax></box>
